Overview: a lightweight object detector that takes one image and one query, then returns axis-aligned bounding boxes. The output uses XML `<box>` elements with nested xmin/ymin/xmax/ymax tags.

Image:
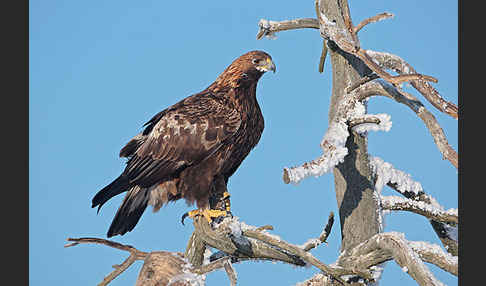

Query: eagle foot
<box><xmin>181</xmin><ymin>208</ymin><xmax>231</xmax><ymax>225</ymax></box>
<box><xmin>222</xmin><ymin>191</ymin><xmax>231</xmax><ymax>213</ymax></box>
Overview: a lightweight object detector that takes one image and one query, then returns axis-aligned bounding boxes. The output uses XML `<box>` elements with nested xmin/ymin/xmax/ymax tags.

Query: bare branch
<box><xmin>256</xmin><ymin>18</ymin><xmax>319</xmax><ymax>40</ymax></box>
<box><xmin>346</xmin><ymin>73</ymin><xmax>379</xmax><ymax>93</ymax></box>
<box><xmin>65</xmin><ymin>237</ymin><xmax>147</xmax><ymax>259</ymax></box>
<box><xmin>65</xmin><ymin>237</ymin><xmax>149</xmax><ymax>285</ymax></box>
<box><xmin>381</xmin><ymin>195</ymin><xmax>458</xmax><ymax>224</ymax></box>
<box><xmin>101</xmin><ymin>254</ymin><xmax>138</xmax><ymax>286</ymax></box>
<box><xmin>354</xmin><ymin>12</ymin><xmax>394</xmax><ymax>34</ymax></box>
<box><xmin>223</xmin><ymin>259</ymin><xmax>237</xmax><ymax>286</ymax></box>
<box><xmin>318</xmin><ymin>40</ymin><xmax>328</xmax><ymax>73</ymax></box>
<box><xmin>301</xmin><ymin>212</ymin><xmax>335</xmax><ymax>251</ymax></box>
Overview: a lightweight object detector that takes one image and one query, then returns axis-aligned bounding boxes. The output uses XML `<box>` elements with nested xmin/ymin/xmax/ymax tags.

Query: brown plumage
<box><xmin>92</xmin><ymin>50</ymin><xmax>276</xmax><ymax>237</ymax></box>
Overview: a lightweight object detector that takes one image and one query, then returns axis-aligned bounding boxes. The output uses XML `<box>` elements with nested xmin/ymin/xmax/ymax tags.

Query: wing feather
<box><xmin>122</xmin><ymin>93</ymin><xmax>241</xmax><ymax>187</ymax></box>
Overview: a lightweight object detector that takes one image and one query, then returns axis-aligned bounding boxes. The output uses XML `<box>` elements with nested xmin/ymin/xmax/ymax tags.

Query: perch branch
<box><xmin>186</xmin><ymin>216</ymin><xmax>374</xmax><ymax>284</ymax></box>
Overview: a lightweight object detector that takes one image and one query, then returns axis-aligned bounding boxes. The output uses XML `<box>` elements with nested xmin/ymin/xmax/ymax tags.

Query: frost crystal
<box><xmin>168</xmin><ymin>257</ymin><xmax>206</xmax><ymax>286</ymax></box>
<box><xmin>351</xmin><ymin>113</ymin><xmax>392</xmax><ymax>134</ymax></box>
<box><xmin>370</xmin><ymin>157</ymin><xmax>423</xmax><ymax>195</ymax></box>
<box><xmin>258</xmin><ymin>19</ymin><xmax>278</xmax><ymax>39</ymax></box>
<box><xmin>409</xmin><ymin>240</ymin><xmax>458</xmax><ymax>266</ymax></box>
<box><xmin>203</xmin><ymin>248</ymin><xmax>212</xmax><ymax>266</ymax></box>
<box><xmin>285</xmin><ymin>121</ymin><xmax>349</xmax><ymax>184</ymax></box>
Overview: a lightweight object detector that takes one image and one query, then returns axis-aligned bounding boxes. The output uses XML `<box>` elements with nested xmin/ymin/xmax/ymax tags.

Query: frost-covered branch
<box><xmin>338</xmin><ymin>232</ymin><xmax>445</xmax><ymax>286</ymax></box>
<box><xmin>256</xmin><ymin>18</ymin><xmax>319</xmax><ymax>40</ymax></box>
<box><xmin>187</xmin><ymin>216</ymin><xmax>307</xmax><ymax>267</ymax></box>
<box><xmin>370</xmin><ymin>156</ymin><xmax>458</xmax><ymax>256</ymax></box>
<box><xmin>365</xmin><ymin>50</ymin><xmax>458</xmax><ymax>119</ymax></box>
<box><xmin>186</xmin><ymin>216</ymin><xmax>374</xmax><ymax>284</ymax></box>
<box><xmin>283</xmin><ymin>121</ymin><xmax>349</xmax><ymax>184</ymax></box>
<box><xmin>370</xmin><ymin>156</ymin><xmax>424</xmax><ymax>196</ymax></box>
<box><xmin>381</xmin><ymin>195</ymin><xmax>458</xmax><ymax>224</ymax></box>
<box><xmin>409</xmin><ymin>241</ymin><xmax>458</xmax><ymax>276</ymax></box>
<box><xmin>354</xmin><ymin>80</ymin><xmax>457</xmax><ymax>168</ymax></box>
<box><xmin>348</xmin><ymin>113</ymin><xmax>392</xmax><ymax>135</ymax></box>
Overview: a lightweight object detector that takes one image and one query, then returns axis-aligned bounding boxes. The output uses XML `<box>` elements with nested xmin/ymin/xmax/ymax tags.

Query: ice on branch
<box><xmin>284</xmin><ymin>121</ymin><xmax>349</xmax><ymax>184</ymax></box>
<box><xmin>409</xmin><ymin>241</ymin><xmax>458</xmax><ymax>267</ymax></box>
<box><xmin>370</xmin><ymin>157</ymin><xmax>423</xmax><ymax>195</ymax></box>
<box><xmin>381</xmin><ymin>196</ymin><xmax>458</xmax><ymax>224</ymax></box>
<box><xmin>257</xmin><ymin>19</ymin><xmax>278</xmax><ymax>39</ymax></box>
<box><xmin>351</xmin><ymin>113</ymin><xmax>392</xmax><ymax>134</ymax></box>
<box><xmin>168</xmin><ymin>258</ymin><xmax>206</xmax><ymax>286</ymax></box>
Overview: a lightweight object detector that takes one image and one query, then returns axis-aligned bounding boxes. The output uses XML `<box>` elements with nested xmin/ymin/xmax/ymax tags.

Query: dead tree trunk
<box><xmin>322</xmin><ymin>1</ymin><xmax>381</xmax><ymax>253</ymax></box>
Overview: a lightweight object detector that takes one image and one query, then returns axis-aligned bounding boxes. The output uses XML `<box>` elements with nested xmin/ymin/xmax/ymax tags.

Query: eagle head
<box><xmin>237</xmin><ymin>50</ymin><xmax>276</xmax><ymax>75</ymax></box>
<box><xmin>214</xmin><ymin>50</ymin><xmax>276</xmax><ymax>89</ymax></box>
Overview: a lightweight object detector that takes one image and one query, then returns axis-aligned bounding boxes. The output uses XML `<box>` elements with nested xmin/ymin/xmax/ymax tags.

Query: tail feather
<box><xmin>92</xmin><ymin>175</ymin><xmax>129</xmax><ymax>213</ymax></box>
<box><xmin>107</xmin><ymin>186</ymin><xmax>150</xmax><ymax>237</ymax></box>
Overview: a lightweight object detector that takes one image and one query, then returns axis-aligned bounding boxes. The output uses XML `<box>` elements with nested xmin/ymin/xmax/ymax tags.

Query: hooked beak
<box><xmin>257</xmin><ymin>57</ymin><xmax>276</xmax><ymax>73</ymax></box>
<box><xmin>265</xmin><ymin>57</ymin><xmax>276</xmax><ymax>73</ymax></box>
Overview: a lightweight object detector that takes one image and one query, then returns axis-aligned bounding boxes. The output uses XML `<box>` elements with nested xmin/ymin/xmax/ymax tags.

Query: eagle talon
<box><xmin>181</xmin><ymin>209</ymin><xmax>229</xmax><ymax>225</ymax></box>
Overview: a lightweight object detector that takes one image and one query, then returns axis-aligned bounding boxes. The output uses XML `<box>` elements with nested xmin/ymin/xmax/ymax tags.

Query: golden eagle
<box><xmin>92</xmin><ymin>50</ymin><xmax>276</xmax><ymax>237</ymax></box>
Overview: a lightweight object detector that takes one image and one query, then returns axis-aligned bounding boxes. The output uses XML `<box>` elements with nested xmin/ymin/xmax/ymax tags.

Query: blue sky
<box><xmin>29</xmin><ymin>1</ymin><xmax>457</xmax><ymax>285</ymax></box>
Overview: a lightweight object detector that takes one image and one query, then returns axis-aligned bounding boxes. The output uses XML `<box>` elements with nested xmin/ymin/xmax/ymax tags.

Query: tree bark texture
<box><xmin>321</xmin><ymin>0</ymin><xmax>381</xmax><ymax>253</ymax></box>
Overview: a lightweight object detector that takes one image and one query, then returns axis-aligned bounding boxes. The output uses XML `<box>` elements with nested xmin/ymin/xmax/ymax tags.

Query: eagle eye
<box><xmin>252</xmin><ymin>58</ymin><xmax>260</xmax><ymax>64</ymax></box>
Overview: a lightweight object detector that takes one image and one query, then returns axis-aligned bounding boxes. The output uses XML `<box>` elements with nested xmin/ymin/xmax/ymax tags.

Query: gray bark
<box><xmin>320</xmin><ymin>0</ymin><xmax>381</xmax><ymax>253</ymax></box>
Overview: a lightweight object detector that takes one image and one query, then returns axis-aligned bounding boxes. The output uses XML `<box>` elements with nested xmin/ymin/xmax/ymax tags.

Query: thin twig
<box><xmin>318</xmin><ymin>40</ymin><xmax>328</xmax><ymax>73</ymax></box>
<box><xmin>98</xmin><ymin>254</ymin><xmax>138</xmax><ymax>286</ymax></box>
<box><xmin>65</xmin><ymin>237</ymin><xmax>147</xmax><ymax>258</ymax></box>
<box><xmin>354</xmin><ymin>12</ymin><xmax>394</xmax><ymax>34</ymax></box>
<box><xmin>365</xmin><ymin>50</ymin><xmax>458</xmax><ymax>119</ymax></box>
<box><xmin>346</xmin><ymin>73</ymin><xmax>379</xmax><ymax>93</ymax></box>
<box><xmin>302</xmin><ymin>212</ymin><xmax>335</xmax><ymax>251</ymax></box>
<box><xmin>351</xmin><ymin>80</ymin><xmax>458</xmax><ymax>168</ymax></box>
<box><xmin>65</xmin><ymin>237</ymin><xmax>148</xmax><ymax>286</ymax></box>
